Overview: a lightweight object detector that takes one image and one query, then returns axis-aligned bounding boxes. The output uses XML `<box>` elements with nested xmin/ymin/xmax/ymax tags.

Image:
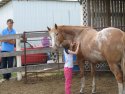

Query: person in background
<box><xmin>62</xmin><ymin>40</ymin><xmax>80</xmax><ymax>94</ymax></box>
<box><xmin>0</xmin><ymin>19</ymin><xmax>16</xmax><ymax>83</ymax></box>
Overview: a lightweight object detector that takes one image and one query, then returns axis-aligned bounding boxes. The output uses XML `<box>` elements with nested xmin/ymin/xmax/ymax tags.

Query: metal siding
<box><xmin>13</xmin><ymin>1</ymin><xmax>81</xmax><ymax>33</ymax></box>
<box><xmin>0</xmin><ymin>1</ymin><xmax>13</xmax><ymax>31</ymax></box>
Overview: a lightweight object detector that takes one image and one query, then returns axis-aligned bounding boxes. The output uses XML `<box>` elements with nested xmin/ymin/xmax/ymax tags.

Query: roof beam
<box><xmin>0</xmin><ymin>0</ymin><xmax>10</xmax><ymax>7</ymax></box>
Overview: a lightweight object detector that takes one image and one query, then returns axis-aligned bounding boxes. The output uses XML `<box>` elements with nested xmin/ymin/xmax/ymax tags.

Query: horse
<box><xmin>47</xmin><ymin>24</ymin><xmax>125</xmax><ymax>94</ymax></box>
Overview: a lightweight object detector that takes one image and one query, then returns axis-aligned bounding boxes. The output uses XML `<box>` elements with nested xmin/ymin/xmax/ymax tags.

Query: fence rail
<box><xmin>0</xmin><ymin>31</ymin><xmax>59</xmax><ymax>81</ymax></box>
<box><xmin>0</xmin><ymin>31</ymin><xmax>49</xmax><ymax>40</ymax></box>
<box><xmin>0</xmin><ymin>48</ymin><xmax>63</xmax><ymax>57</ymax></box>
<box><xmin>0</xmin><ymin>63</ymin><xmax>64</xmax><ymax>74</ymax></box>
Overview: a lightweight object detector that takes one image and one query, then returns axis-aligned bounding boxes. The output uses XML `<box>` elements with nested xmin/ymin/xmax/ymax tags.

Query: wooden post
<box><xmin>80</xmin><ymin>2</ymin><xmax>83</xmax><ymax>25</ymax></box>
<box><xmin>16</xmin><ymin>38</ymin><xmax>22</xmax><ymax>81</ymax></box>
<box><xmin>106</xmin><ymin>0</ymin><xmax>111</xmax><ymax>27</ymax></box>
<box><xmin>87</xmin><ymin>0</ymin><xmax>91</xmax><ymax>26</ymax></box>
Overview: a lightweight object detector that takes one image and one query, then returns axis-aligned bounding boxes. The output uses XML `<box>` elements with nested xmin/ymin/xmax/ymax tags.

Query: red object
<box><xmin>0</xmin><ymin>42</ymin><xmax>48</xmax><ymax>65</ymax></box>
<box><xmin>21</xmin><ymin>53</ymin><xmax>47</xmax><ymax>65</ymax></box>
<box><xmin>21</xmin><ymin>46</ymin><xmax>48</xmax><ymax>65</ymax></box>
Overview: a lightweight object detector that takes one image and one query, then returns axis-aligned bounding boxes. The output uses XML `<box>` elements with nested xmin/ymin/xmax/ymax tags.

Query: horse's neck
<box><xmin>59</xmin><ymin>26</ymin><xmax>85</xmax><ymax>41</ymax></box>
<box><xmin>61</xmin><ymin>27</ymin><xmax>88</xmax><ymax>41</ymax></box>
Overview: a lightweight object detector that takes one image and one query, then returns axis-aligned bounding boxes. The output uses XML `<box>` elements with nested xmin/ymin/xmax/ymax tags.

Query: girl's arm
<box><xmin>68</xmin><ymin>43</ymin><xmax>80</xmax><ymax>54</ymax></box>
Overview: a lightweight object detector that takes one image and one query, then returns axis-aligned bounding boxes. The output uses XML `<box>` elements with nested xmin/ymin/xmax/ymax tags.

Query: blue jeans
<box><xmin>1</xmin><ymin>51</ymin><xmax>14</xmax><ymax>80</ymax></box>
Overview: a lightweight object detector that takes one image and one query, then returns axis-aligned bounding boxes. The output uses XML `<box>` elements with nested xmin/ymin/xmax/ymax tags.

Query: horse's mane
<box><xmin>57</xmin><ymin>25</ymin><xmax>93</xmax><ymax>35</ymax></box>
<box><xmin>58</xmin><ymin>25</ymin><xmax>91</xmax><ymax>29</ymax></box>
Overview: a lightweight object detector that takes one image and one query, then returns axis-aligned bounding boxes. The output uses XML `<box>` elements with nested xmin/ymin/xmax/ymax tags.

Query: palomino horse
<box><xmin>47</xmin><ymin>24</ymin><xmax>125</xmax><ymax>94</ymax></box>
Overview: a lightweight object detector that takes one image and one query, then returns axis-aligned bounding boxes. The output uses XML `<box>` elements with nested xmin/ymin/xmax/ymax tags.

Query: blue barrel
<box><xmin>73</xmin><ymin>65</ymin><xmax>80</xmax><ymax>72</ymax></box>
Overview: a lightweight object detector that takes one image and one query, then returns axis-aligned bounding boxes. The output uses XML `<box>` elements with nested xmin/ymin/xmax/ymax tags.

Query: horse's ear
<box><xmin>55</xmin><ymin>24</ymin><xmax>58</xmax><ymax>29</ymax></box>
<box><xmin>47</xmin><ymin>26</ymin><xmax>51</xmax><ymax>31</ymax></box>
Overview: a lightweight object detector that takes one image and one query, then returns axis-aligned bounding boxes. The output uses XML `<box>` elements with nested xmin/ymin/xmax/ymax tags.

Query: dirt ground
<box><xmin>0</xmin><ymin>72</ymin><xmax>118</xmax><ymax>94</ymax></box>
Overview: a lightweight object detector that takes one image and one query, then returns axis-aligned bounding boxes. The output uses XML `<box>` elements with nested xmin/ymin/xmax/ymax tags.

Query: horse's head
<box><xmin>47</xmin><ymin>24</ymin><xmax>64</xmax><ymax>50</ymax></box>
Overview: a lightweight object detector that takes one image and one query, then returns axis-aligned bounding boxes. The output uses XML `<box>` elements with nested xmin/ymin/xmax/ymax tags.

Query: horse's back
<box><xmin>80</xmin><ymin>27</ymin><xmax>125</xmax><ymax>62</ymax></box>
<box><xmin>96</xmin><ymin>27</ymin><xmax>123</xmax><ymax>45</ymax></box>
<box><xmin>97</xmin><ymin>27</ymin><xmax>124</xmax><ymax>62</ymax></box>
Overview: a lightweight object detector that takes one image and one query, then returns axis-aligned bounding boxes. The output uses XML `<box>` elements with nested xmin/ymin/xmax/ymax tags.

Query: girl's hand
<box><xmin>73</xmin><ymin>42</ymin><xmax>76</xmax><ymax>45</ymax></box>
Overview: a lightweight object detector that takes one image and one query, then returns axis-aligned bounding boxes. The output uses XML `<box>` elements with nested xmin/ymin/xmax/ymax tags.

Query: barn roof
<box><xmin>0</xmin><ymin>0</ymin><xmax>10</xmax><ymax>7</ymax></box>
<box><xmin>0</xmin><ymin>0</ymin><xmax>80</xmax><ymax>8</ymax></box>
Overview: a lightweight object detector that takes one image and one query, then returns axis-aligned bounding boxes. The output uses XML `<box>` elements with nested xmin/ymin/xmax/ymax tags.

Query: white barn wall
<box><xmin>13</xmin><ymin>0</ymin><xmax>81</xmax><ymax>33</ymax></box>
<box><xmin>0</xmin><ymin>2</ymin><xmax>13</xmax><ymax>31</ymax></box>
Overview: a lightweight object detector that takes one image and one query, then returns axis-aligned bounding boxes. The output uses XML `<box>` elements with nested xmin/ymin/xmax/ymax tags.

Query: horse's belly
<box><xmin>87</xmin><ymin>50</ymin><xmax>105</xmax><ymax>62</ymax></box>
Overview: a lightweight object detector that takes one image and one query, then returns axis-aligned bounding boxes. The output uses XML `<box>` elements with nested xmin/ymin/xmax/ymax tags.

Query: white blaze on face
<box><xmin>50</xmin><ymin>32</ymin><xmax>56</xmax><ymax>48</ymax></box>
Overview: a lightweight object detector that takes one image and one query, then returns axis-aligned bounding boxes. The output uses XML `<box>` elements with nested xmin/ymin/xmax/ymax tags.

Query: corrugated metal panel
<box><xmin>0</xmin><ymin>0</ymin><xmax>80</xmax><ymax>7</ymax></box>
<box><xmin>13</xmin><ymin>0</ymin><xmax>81</xmax><ymax>33</ymax></box>
<box><xmin>0</xmin><ymin>1</ymin><xmax>13</xmax><ymax>31</ymax></box>
<box><xmin>0</xmin><ymin>1</ymin><xmax>81</xmax><ymax>33</ymax></box>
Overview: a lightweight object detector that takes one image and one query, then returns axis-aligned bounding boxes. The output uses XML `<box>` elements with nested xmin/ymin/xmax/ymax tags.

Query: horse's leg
<box><xmin>91</xmin><ymin>63</ymin><xmax>96</xmax><ymax>94</ymax></box>
<box><xmin>78</xmin><ymin>61</ymin><xmax>85</xmax><ymax>94</ymax></box>
<box><xmin>108</xmin><ymin>63</ymin><xmax>123</xmax><ymax>94</ymax></box>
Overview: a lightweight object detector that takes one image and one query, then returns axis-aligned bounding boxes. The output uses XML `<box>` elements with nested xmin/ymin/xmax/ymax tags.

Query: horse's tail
<box><xmin>122</xmin><ymin>32</ymin><xmax>125</xmax><ymax>92</ymax></box>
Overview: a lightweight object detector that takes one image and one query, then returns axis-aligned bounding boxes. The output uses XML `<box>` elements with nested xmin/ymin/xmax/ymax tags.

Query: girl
<box><xmin>62</xmin><ymin>40</ymin><xmax>80</xmax><ymax>94</ymax></box>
